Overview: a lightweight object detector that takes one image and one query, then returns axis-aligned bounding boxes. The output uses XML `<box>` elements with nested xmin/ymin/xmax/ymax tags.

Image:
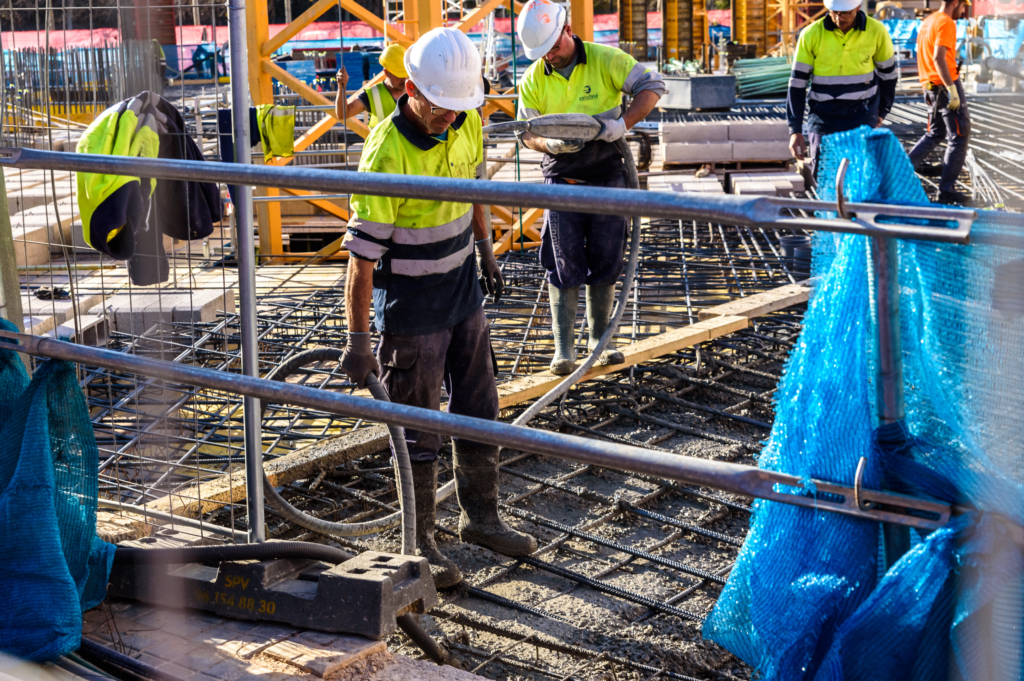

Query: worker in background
<box><xmin>334</xmin><ymin>44</ymin><xmax>407</xmax><ymax>129</ymax></box>
<box><xmin>515</xmin><ymin>0</ymin><xmax>665</xmax><ymax>376</ymax></box>
<box><xmin>907</xmin><ymin>0</ymin><xmax>972</xmax><ymax>205</ymax></box>
<box><xmin>787</xmin><ymin>0</ymin><xmax>898</xmax><ymax>181</ymax></box>
<box><xmin>339</xmin><ymin>28</ymin><xmax>535</xmax><ymax>590</ymax></box>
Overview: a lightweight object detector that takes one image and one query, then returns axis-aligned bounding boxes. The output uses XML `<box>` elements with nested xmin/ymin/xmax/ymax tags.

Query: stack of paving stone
<box><xmin>728</xmin><ymin>171</ymin><xmax>805</xmax><ymax>196</ymax></box>
<box><xmin>648</xmin><ymin>172</ymin><xmax>725</xmax><ymax>194</ymax></box>
<box><xmin>659</xmin><ymin>119</ymin><xmax>792</xmax><ymax>165</ymax></box>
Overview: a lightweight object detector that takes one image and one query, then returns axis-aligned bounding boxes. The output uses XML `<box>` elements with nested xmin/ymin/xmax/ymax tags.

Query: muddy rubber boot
<box><xmin>549</xmin><ymin>284</ymin><xmax>579</xmax><ymax>376</ymax></box>
<box><xmin>454</xmin><ymin>442</ymin><xmax>537</xmax><ymax>556</ymax></box>
<box><xmin>411</xmin><ymin>459</ymin><xmax>463</xmax><ymax>589</ymax></box>
<box><xmin>586</xmin><ymin>284</ymin><xmax>625</xmax><ymax>365</ymax></box>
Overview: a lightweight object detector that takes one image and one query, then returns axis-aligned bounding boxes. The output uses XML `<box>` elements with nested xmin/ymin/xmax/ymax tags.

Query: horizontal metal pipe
<box><xmin>0</xmin><ymin>330</ymin><xmax>950</xmax><ymax>530</ymax></box>
<box><xmin>0</xmin><ymin>148</ymin><xmax>974</xmax><ymax>242</ymax></box>
<box><xmin>984</xmin><ymin>56</ymin><xmax>1024</xmax><ymax>80</ymax></box>
<box><xmin>252</xmin><ymin>193</ymin><xmax>350</xmax><ymax>203</ymax></box>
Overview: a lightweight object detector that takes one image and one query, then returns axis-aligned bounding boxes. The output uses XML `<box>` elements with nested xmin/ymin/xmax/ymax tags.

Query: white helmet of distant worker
<box><xmin>404</xmin><ymin>27</ymin><xmax>484</xmax><ymax>111</ymax></box>
<box><xmin>516</xmin><ymin>0</ymin><xmax>567</xmax><ymax>61</ymax></box>
<box><xmin>823</xmin><ymin>0</ymin><xmax>861</xmax><ymax>12</ymax></box>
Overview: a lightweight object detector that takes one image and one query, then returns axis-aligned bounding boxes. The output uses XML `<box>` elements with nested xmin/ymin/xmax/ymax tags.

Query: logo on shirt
<box><xmin>579</xmin><ymin>84</ymin><xmax>598</xmax><ymax>101</ymax></box>
<box><xmin>583</xmin><ymin>85</ymin><xmax>592</xmax><ymax>94</ymax></box>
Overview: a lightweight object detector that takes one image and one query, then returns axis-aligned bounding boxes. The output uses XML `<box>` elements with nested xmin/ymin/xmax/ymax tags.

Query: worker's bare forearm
<box><xmin>623</xmin><ymin>90</ymin><xmax>661</xmax><ymax>130</ymax></box>
<box><xmin>934</xmin><ymin>47</ymin><xmax>955</xmax><ymax>87</ymax></box>
<box><xmin>335</xmin><ymin>94</ymin><xmax>366</xmax><ymax>121</ymax></box>
<box><xmin>344</xmin><ymin>257</ymin><xmax>376</xmax><ymax>333</ymax></box>
<box><xmin>472</xmin><ymin>204</ymin><xmax>489</xmax><ymax>240</ymax></box>
<box><xmin>519</xmin><ymin>131</ymin><xmax>549</xmax><ymax>154</ymax></box>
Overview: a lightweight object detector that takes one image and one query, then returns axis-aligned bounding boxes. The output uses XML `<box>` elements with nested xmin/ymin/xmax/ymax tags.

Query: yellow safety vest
<box><xmin>366</xmin><ymin>82</ymin><xmax>398</xmax><ymax>130</ymax></box>
<box><xmin>344</xmin><ymin>97</ymin><xmax>484</xmax><ymax>335</ymax></box>
<box><xmin>256</xmin><ymin>104</ymin><xmax>296</xmax><ymax>161</ymax></box>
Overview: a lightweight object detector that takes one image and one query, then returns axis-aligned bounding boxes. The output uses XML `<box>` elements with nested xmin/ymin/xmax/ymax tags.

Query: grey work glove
<box><xmin>594</xmin><ymin>116</ymin><xmax>626</xmax><ymax>143</ymax></box>
<box><xmin>476</xmin><ymin>237</ymin><xmax>504</xmax><ymax>303</ymax></box>
<box><xmin>340</xmin><ymin>332</ymin><xmax>380</xmax><ymax>389</ymax></box>
<box><xmin>545</xmin><ymin>138</ymin><xmax>585</xmax><ymax>154</ymax></box>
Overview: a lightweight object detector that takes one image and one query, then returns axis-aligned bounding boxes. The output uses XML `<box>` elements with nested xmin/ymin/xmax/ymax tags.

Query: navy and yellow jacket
<box><xmin>76</xmin><ymin>92</ymin><xmax>222</xmax><ymax>285</ymax></box>
<box><xmin>786</xmin><ymin>12</ymin><xmax>898</xmax><ymax>135</ymax></box>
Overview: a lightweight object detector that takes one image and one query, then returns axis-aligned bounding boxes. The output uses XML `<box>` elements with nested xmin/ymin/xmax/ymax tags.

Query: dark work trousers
<box><xmin>808</xmin><ymin>132</ymin><xmax>824</xmax><ymax>185</ymax></box>
<box><xmin>377</xmin><ymin>305</ymin><xmax>498</xmax><ymax>462</ymax></box>
<box><xmin>908</xmin><ymin>79</ymin><xmax>971</xmax><ymax>194</ymax></box>
<box><xmin>539</xmin><ymin>172</ymin><xmax>628</xmax><ymax>290</ymax></box>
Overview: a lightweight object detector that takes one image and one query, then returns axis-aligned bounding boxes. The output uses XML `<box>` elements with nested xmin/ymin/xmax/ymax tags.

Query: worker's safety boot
<box><xmin>411</xmin><ymin>459</ymin><xmax>463</xmax><ymax>589</ymax></box>
<box><xmin>586</xmin><ymin>284</ymin><xmax>625</xmax><ymax>365</ymax></box>
<box><xmin>453</xmin><ymin>442</ymin><xmax>537</xmax><ymax>556</ymax></box>
<box><xmin>548</xmin><ymin>284</ymin><xmax>580</xmax><ymax>376</ymax></box>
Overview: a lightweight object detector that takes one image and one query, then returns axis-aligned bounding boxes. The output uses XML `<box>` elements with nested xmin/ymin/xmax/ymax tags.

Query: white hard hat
<box><xmin>824</xmin><ymin>0</ymin><xmax>861</xmax><ymax>11</ymax></box>
<box><xmin>404</xmin><ymin>27</ymin><xmax>484</xmax><ymax>111</ymax></box>
<box><xmin>516</xmin><ymin>0</ymin><xmax>567</xmax><ymax>61</ymax></box>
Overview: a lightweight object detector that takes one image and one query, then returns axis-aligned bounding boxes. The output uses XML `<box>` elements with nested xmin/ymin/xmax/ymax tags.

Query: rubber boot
<box><xmin>548</xmin><ymin>284</ymin><xmax>579</xmax><ymax>376</ymax></box>
<box><xmin>411</xmin><ymin>459</ymin><xmax>463</xmax><ymax>588</ymax></box>
<box><xmin>586</xmin><ymin>284</ymin><xmax>625</xmax><ymax>365</ymax></box>
<box><xmin>453</xmin><ymin>442</ymin><xmax>537</xmax><ymax>556</ymax></box>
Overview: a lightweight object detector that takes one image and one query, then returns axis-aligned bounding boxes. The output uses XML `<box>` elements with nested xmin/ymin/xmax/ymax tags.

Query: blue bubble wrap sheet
<box><xmin>705</xmin><ymin>126</ymin><xmax>1024</xmax><ymax>680</ymax></box>
<box><xmin>0</xmin><ymin>321</ymin><xmax>115</xmax><ymax>663</ymax></box>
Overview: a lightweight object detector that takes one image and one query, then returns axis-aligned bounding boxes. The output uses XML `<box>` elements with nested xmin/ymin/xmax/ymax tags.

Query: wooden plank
<box><xmin>263</xmin><ymin>637</ymin><xmax>385</xmax><ymax>677</ymax></box>
<box><xmin>497</xmin><ymin>315</ymin><xmax>748</xmax><ymax>408</ymax></box>
<box><xmin>697</xmin><ymin>282</ymin><xmax>809</xmax><ymax>320</ymax></box>
<box><xmin>146</xmin><ymin>424</ymin><xmax>390</xmax><ymax>517</ymax></box>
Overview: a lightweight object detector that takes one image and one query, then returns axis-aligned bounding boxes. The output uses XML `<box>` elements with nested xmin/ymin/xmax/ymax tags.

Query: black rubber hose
<box><xmin>78</xmin><ymin>639</ymin><xmax>187</xmax><ymax>681</ymax></box>
<box><xmin>109</xmin><ymin>543</ymin><xmax>453</xmax><ymax>667</ymax></box>
<box><xmin>112</xmin><ymin>541</ymin><xmax>353</xmax><ymax>565</ymax></box>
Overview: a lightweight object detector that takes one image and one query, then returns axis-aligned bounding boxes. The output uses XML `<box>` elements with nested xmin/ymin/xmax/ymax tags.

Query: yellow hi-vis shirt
<box><xmin>517</xmin><ymin>36</ymin><xmax>665</xmax><ymax>181</ymax></box>
<box><xmin>343</xmin><ymin>97</ymin><xmax>484</xmax><ymax>335</ymax></box>
<box><xmin>362</xmin><ymin>82</ymin><xmax>398</xmax><ymax>130</ymax></box>
<box><xmin>787</xmin><ymin>11</ymin><xmax>897</xmax><ymax>134</ymax></box>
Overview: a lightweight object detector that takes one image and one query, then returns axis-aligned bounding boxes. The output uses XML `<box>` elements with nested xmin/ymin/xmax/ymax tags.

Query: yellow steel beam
<box><xmin>282</xmin><ymin>188</ymin><xmax>350</xmax><ymax>220</ymax></box>
<box><xmin>246</xmin><ymin>0</ymin><xmax>274</xmax><ymax>105</ymax></box>
<box><xmin>453</xmin><ymin>0</ymin><xmax>509</xmax><ymax>32</ymax></box>
<box><xmin>570</xmin><ymin>0</ymin><xmax>594</xmax><ymax>42</ymax></box>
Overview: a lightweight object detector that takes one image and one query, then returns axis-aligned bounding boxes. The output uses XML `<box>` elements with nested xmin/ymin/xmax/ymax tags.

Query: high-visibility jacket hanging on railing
<box><xmin>256</xmin><ymin>104</ymin><xmax>296</xmax><ymax>162</ymax></box>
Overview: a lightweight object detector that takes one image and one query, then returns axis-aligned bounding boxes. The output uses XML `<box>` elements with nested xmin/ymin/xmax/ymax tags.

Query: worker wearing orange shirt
<box><xmin>907</xmin><ymin>0</ymin><xmax>972</xmax><ymax>205</ymax></box>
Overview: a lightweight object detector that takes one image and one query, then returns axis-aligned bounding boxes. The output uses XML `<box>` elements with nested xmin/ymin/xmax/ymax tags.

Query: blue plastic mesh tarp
<box><xmin>0</xmin><ymin>323</ymin><xmax>115</xmax><ymax>663</ymax></box>
<box><xmin>705</xmin><ymin>126</ymin><xmax>1024</xmax><ymax>680</ymax></box>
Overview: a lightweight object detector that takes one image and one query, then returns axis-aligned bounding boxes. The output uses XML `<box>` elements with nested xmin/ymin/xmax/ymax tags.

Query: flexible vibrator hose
<box><xmin>256</xmin><ymin>348</ymin><xmax>415</xmax><ymax>553</ymax></box>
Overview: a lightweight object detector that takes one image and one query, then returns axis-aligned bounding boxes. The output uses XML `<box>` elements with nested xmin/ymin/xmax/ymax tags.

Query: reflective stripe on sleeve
<box><xmin>346</xmin><ymin>216</ymin><xmax>395</xmax><ymax>240</ymax></box>
<box><xmin>789</xmin><ymin>76</ymin><xmax>809</xmax><ymax>89</ymax></box>
<box><xmin>391</xmin><ymin>238</ymin><xmax>473</xmax><ymax>277</ymax></box>
<box><xmin>342</xmin><ymin>232</ymin><xmax>389</xmax><ymax>260</ymax></box>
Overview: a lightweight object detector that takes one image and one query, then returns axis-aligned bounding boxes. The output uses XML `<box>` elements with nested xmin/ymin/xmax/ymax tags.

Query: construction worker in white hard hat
<box><xmin>516</xmin><ymin>0</ymin><xmax>665</xmax><ymax>376</ymax></box>
<box><xmin>334</xmin><ymin>44</ymin><xmax>408</xmax><ymax>129</ymax></box>
<box><xmin>787</xmin><ymin>0</ymin><xmax>898</xmax><ymax>181</ymax></box>
<box><xmin>339</xmin><ymin>27</ymin><xmax>535</xmax><ymax>590</ymax></box>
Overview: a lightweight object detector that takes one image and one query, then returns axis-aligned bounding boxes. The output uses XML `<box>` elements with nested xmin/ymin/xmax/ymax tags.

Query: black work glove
<box><xmin>340</xmin><ymin>332</ymin><xmax>380</xmax><ymax>389</ymax></box>
<box><xmin>475</xmin><ymin>237</ymin><xmax>504</xmax><ymax>303</ymax></box>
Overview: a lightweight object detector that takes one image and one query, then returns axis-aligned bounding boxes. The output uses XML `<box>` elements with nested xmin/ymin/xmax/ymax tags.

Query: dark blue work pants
<box><xmin>377</xmin><ymin>305</ymin><xmax>498</xmax><ymax>462</ymax></box>
<box><xmin>908</xmin><ymin>79</ymin><xmax>971</xmax><ymax>194</ymax></box>
<box><xmin>539</xmin><ymin>173</ymin><xmax>628</xmax><ymax>290</ymax></box>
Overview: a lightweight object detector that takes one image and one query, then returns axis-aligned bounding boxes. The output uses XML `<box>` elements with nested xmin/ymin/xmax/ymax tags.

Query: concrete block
<box><xmin>659</xmin><ymin>121</ymin><xmax>730</xmax><ymax>144</ymax></box>
<box><xmin>733</xmin><ymin>180</ymin><xmax>779</xmax><ymax>196</ymax></box>
<box><xmin>727</xmin><ymin>120</ymin><xmax>790</xmax><ymax>141</ymax></box>
<box><xmin>90</xmin><ymin>288</ymin><xmax>235</xmax><ymax>335</ymax></box>
<box><xmin>41</xmin><ymin>314</ymin><xmax>109</xmax><ymax>346</ymax></box>
<box><xmin>10</xmin><ymin>224</ymin><xmax>50</xmax><ymax>266</ymax></box>
<box><xmin>663</xmin><ymin>142</ymin><xmax>734</xmax><ymax>164</ymax></box>
<box><xmin>7</xmin><ymin>181</ymin><xmax>74</xmax><ymax>215</ymax></box>
<box><xmin>731</xmin><ymin>140</ymin><xmax>793</xmax><ymax>161</ymax></box>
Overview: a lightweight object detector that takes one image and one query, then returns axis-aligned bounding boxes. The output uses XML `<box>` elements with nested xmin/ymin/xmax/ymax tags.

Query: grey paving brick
<box><xmin>157</xmin><ymin>661</ymin><xmax>199</xmax><ymax>680</ymax></box>
<box><xmin>175</xmin><ymin>645</ymin><xmax>227</xmax><ymax>672</ymax></box>
<box><xmin>146</xmin><ymin>636</ymin><xmax>196</xmax><ymax>663</ymax></box>
<box><xmin>197</xmin><ymin>660</ymin><xmax>249</xmax><ymax>681</ymax></box>
<box><xmin>294</xmin><ymin>630</ymin><xmax>339</xmax><ymax>647</ymax></box>
<box><xmin>162</xmin><ymin>612</ymin><xmax>222</xmax><ymax>639</ymax></box>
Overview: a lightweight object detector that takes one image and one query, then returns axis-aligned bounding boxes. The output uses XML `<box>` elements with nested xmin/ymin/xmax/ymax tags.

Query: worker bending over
<box><xmin>335</xmin><ymin>44</ymin><xmax>407</xmax><ymax>129</ymax></box>
<box><xmin>340</xmin><ymin>28</ymin><xmax>535</xmax><ymax>589</ymax></box>
<box><xmin>787</xmin><ymin>0</ymin><xmax>898</xmax><ymax>180</ymax></box>
<box><xmin>516</xmin><ymin>0</ymin><xmax>665</xmax><ymax>375</ymax></box>
<box><xmin>908</xmin><ymin>0</ymin><xmax>972</xmax><ymax>205</ymax></box>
